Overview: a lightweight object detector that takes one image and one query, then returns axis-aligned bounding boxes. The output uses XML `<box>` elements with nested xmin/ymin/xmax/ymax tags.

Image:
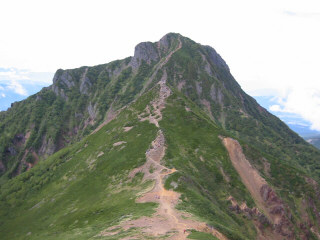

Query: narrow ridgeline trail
<box><xmin>100</xmin><ymin>53</ymin><xmax>227</xmax><ymax>239</ymax></box>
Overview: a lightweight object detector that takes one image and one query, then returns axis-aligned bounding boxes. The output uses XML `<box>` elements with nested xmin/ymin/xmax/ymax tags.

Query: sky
<box><xmin>0</xmin><ymin>0</ymin><xmax>320</xmax><ymax>132</ymax></box>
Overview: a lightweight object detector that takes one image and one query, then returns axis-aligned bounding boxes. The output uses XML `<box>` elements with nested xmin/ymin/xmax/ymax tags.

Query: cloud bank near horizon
<box><xmin>268</xmin><ymin>88</ymin><xmax>320</xmax><ymax>131</ymax></box>
<box><xmin>0</xmin><ymin>68</ymin><xmax>53</xmax><ymax>109</ymax></box>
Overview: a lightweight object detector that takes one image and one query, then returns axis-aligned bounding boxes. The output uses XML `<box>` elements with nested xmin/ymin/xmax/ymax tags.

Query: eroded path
<box><xmin>100</xmin><ymin>57</ymin><xmax>227</xmax><ymax>239</ymax></box>
<box><xmin>124</xmin><ymin>130</ymin><xmax>226</xmax><ymax>239</ymax></box>
<box><xmin>140</xmin><ymin>38</ymin><xmax>183</xmax><ymax>95</ymax></box>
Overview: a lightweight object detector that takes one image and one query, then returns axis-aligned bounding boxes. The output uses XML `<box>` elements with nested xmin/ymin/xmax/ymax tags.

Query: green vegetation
<box><xmin>0</xmin><ymin>87</ymin><xmax>260</xmax><ymax>240</ymax></box>
<box><xmin>165</xmin><ymin>35</ymin><xmax>320</xmax><ymax>182</ymax></box>
<box><xmin>0</xmin><ymin>55</ymin><xmax>157</xmax><ymax>180</ymax></box>
<box><xmin>0</xmin><ymin>88</ymin><xmax>159</xmax><ymax>239</ymax></box>
<box><xmin>188</xmin><ymin>230</ymin><xmax>220</xmax><ymax>240</ymax></box>
<box><xmin>0</xmin><ymin>33</ymin><xmax>319</xmax><ymax>239</ymax></box>
<box><xmin>162</xmin><ymin>91</ymin><xmax>257</xmax><ymax>239</ymax></box>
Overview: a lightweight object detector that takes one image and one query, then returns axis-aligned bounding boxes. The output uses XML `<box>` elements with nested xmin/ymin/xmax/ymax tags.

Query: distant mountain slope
<box><xmin>254</xmin><ymin>96</ymin><xmax>320</xmax><ymax>146</ymax></box>
<box><xmin>305</xmin><ymin>135</ymin><xmax>320</xmax><ymax>149</ymax></box>
<box><xmin>0</xmin><ymin>33</ymin><xmax>320</xmax><ymax>239</ymax></box>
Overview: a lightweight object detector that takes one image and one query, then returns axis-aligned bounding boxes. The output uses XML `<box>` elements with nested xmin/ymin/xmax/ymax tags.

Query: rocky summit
<box><xmin>0</xmin><ymin>33</ymin><xmax>320</xmax><ymax>240</ymax></box>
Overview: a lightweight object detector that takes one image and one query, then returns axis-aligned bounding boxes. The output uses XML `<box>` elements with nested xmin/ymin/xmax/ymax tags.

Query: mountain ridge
<box><xmin>0</xmin><ymin>33</ymin><xmax>320</xmax><ymax>239</ymax></box>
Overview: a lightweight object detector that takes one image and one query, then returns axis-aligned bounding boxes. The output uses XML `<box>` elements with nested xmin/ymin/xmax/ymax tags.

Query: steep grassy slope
<box><xmin>0</xmin><ymin>86</ymin><xmax>256</xmax><ymax>239</ymax></box>
<box><xmin>0</xmin><ymin>35</ymin><xmax>180</xmax><ymax>180</ymax></box>
<box><xmin>165</xmin><ymin>35</ymin><xmax>320</xmax><ymax>181</ymax></box>
<box><xmin>1</xmin><ymin>84</ymin><xmax>319</xmax><ymax>239</ymax></box>
<box><xmin>2</xmin><ymin>33</ymin><xmax>319</xmax><ymax>184</ymax></box>
<box><xmin>0</xmin><ymin>88</ymin><xmax>160</xmax><ymax>239</ymax></box>
<box><xmin>162</xmin><ymin>90</ymin><xmax>320</xmax><ymax>239</ymax></box>
<box><xmin>161</xmin><ymin>91</ymin><xmax>257</xmax><ymax>239</ymax></box>
<box><xmin>1</xmin><ymin>33</ymin><xmax>320</xmax><ymax>239</ymax></box>
<box><xmin>0</xmin><ymin>60</ymin><xmax>128</xmax><ymax>179</ymax></box>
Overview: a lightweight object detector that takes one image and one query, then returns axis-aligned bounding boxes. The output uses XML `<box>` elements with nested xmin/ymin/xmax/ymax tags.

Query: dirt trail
<box><xmin>140</xmin><ymin>38</ymin><xmax>182</xmax><ymax>95</ymax></box>
<box><xmin>102</xmin><ymin>130</ymin><xmax>227</xmax><ymax>239</ymax></box>
<box><xmin>100</xmin><ymin>44</ymin><xmax>227</xmax><ymax>239</ymax></box>
<box><xmin>138</xmin><ymin>70</ymin><xmax>171</xmax><ymax>128</ymax></box>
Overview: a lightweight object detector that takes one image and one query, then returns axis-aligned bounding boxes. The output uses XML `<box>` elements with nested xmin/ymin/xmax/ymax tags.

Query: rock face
<box><xmin>51</xmin><ymin>70</ymin><xmax>74</xmax><ymax>99</ymax></box>
<box><xmin>157</xmin><ymin>33</ymin><xmax>176</xmax><ymax>54</ymax></box>
<box><xmin>38</xmin><ymin>136</ymin><xmax>56</xmax><ymax>156</ymax></box>
<box><xmin>130</xmin><ymin>42</ymin><xmax>159</xmax><ymax>69</ymax></box>
<box><xmin>129</xmin><ymin>33</ymin><xmax>181</xmax><ymax>70</ymax></box>
<box><xmin>52</xmin><ymin>68</ymin><xmax>92</xmax><ymax>97</ymax></box>
<box><xmin>52</xmin><ymin>70</ymin><xmax>75</xmax><ymax>89</ymax></box>
<box><xmin>259</xmin><ymin>184</ymin><xmax>294</xmax><ymax>238</ymax></box>
<box><xmin>79</xmin><ymin>68</ymin><xmax>91</xmax><ymax>94</ymax></box>
<box><xmin>210</xmin><ymin>84</ymin><xmax>224</xmax><ymax>105</ymax></box>
<box><xmin>204</xmin><ymin>45</ymin><xmax>230</xmax><ymax>72</ymax></box>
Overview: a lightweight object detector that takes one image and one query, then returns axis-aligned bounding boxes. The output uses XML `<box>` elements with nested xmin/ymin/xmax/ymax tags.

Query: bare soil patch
<box><xmin>102</xmin><ymin>131</ymin><xmax>227</xmax><ymax>239</ymax></box>
<box><xmin>100</xmin><ymin>44</ymin><xmax>226</xmax><ymax>238</ymax></box>
<box><xmin>222</xmin><ymin>137</ymin><xmax>295</xmax><ymax>239</ymax></box>
<box><xmin>113</xmin><ymin>141</ymin><xmax>126</xmax><ymax>147</ymax></box>
<box><xmin>123</xmin><ymin>126</ymin><xmax>133</xmax><ymax>132</ymax></box>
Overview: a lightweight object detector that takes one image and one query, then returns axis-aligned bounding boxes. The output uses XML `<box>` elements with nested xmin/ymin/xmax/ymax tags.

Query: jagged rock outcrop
<box><xmin>51</xmin><ymin>70</ymin><xmax>73</xmax><ymax>99</ymax></box>
<box><xmin>38</xmin><ymin>136</ymin><xmax>56</xmax><ymax>156</ymax></box>
<box><xmin>158</xmin><ymin>34</ymin><xmax>170</xmax><ymax>52</ymax></box>
<box><xmin>204</xmin><ymin>45</ymin><xmax>230</xmax><ymax>72</ymax></box>
<box><xmin>52</xmin><ymin>70</ymin><xmax>75</xmax><ymax>89</ymax></box>
<box><xmin>79</xmin><ymin>68</ymin><xmax>91</xmax><ymax>94</ymax></box>
<box><xmin>130</xmin><ymin>42</ymin><xmax>159</xmax><ymax>69</ymax></box>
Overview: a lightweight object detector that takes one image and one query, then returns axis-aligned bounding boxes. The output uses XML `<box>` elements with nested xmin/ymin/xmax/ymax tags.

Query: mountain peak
<box><xmin>1</xmin><ymin>33</ymin><xmax>320</xmax><ymax>240</ymax></box>
<box><xmin>130</xmin><ymin>41</ymin><xmax>159</xmax><ymax>69</ymax></box>
<box><xmin>130</xmin><ymin>32</ymin><xmax>182</xmax><ymax>70</ymax></box>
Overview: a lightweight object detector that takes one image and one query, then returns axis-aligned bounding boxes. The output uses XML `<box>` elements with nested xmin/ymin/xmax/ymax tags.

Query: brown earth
<box><xmin>99</xmin><ymin>48</ymin><xmax>226</xmax><ymax>239</ymax></box>
<box><xmin>123</xmin><ymin>126</ymin><xmax>133</xmax><ymax>132</ymax></box>
<box><xmin>102</xmin><ymin>131</ymin><xmax>227</xmax><ymax>239</ymax></box>
<box><xmin>222</xmin><ymin>137</ymin><xmax>295</xmax><ymax>239</ymax></box>
<box><xmin>113</xmin><ymin>141</ymin><xmax>126</xmax><ymax>147</ymax></box>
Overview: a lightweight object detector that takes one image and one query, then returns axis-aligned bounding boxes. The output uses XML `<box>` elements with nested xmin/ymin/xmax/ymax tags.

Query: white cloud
<box><xmin>268</xmin><ymin>87</ymin><xmax>320</xmax><ymax>131</ymax></box>
<box><xmin>269</xmin><ymin>105</ymin><xmax>282</xmax><ymax>112</ymax></box>
<box><xmin>0</xmin><ymin>68</ymin><xmax>28</xmax><ymax>96</ymax></box>
<box><xmin>283</xmin><ymin>10</ymin><xmax>320</xmax><ymax>18</ymax></box>
<box><xmin>7</xmin><ymin>79</ymin><xmax>27</xmax><ymax>96</ymax></box>
<box><xmin>0</xmin><ymin>68</ymin><xmax>53</xmax><ymax>85</ymax></box>
<box><xmin>287</xmin><ymin>121</ymin><xmax>309</xmax><ymax>127</ymax></box>
<box><xmin>0</xmin><ymin>69</ymin><xmax>30</xmax><ymax>81</ymax></box>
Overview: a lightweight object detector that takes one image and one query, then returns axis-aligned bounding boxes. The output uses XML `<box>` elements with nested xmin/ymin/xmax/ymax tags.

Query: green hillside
<box><xmin>0</xmin><ymin>33</ymin><xmax>320</xmax><ymax>239</ymax></box>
